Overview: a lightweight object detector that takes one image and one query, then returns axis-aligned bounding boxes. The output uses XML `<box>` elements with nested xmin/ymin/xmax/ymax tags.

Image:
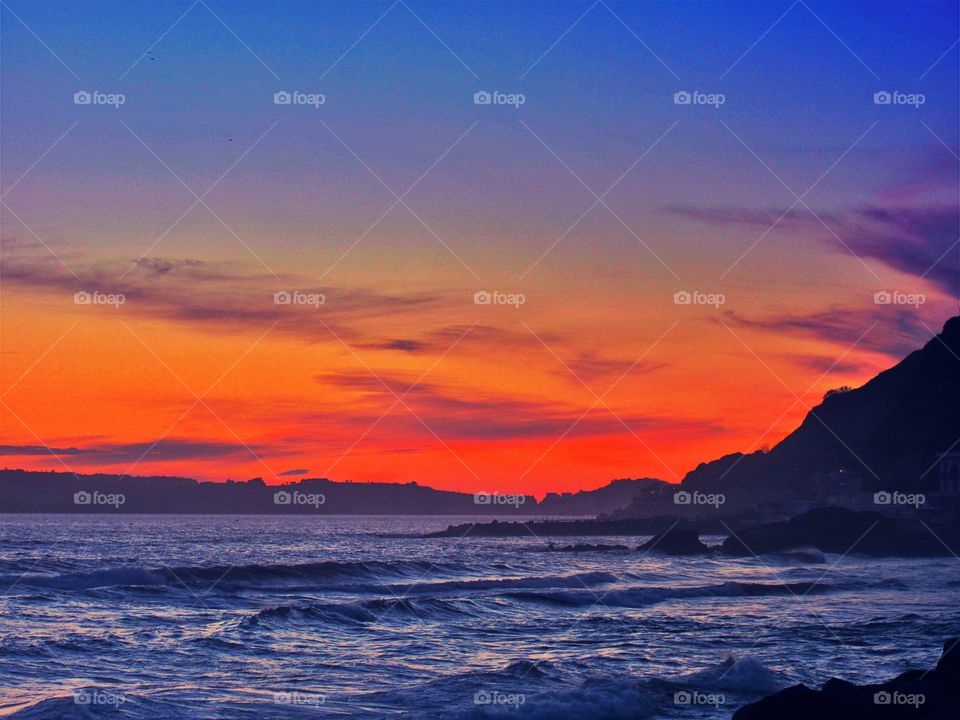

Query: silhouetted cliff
<box><xmin>683</xmin><ymin>315</ymin><xmax>960</xmax><ymax>495</ymax></box>
<box><xmin>534</xmin><ymin>477</ymin><xmax>666</xmax><ymax>515</ymax></box>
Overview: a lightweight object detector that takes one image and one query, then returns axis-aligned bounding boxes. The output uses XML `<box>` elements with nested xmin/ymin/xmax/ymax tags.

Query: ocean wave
<box><xmin>449</xmin><ymin>675</ymin><xmax>659</xmax><ymax>720</ymax></box>
<box><xmin>240</xmin><ymin>596</ymin><xmax>477</xmax><ymax>629</ymax></box>
<box><xmin>443</xmin><ymin>654</ymin><xmax>786</xmax><ymax>719</ymax></box>
<box><xmin>0</xmin><ymin>634</ymin><xmax>124</xmax><ymax>660</ymax></box>
<box><xmin>0</xmin><ymin>559</ymin><xmax>464</xmax><ymax>593</ymax></box>
<box><xmin>505</xmin><ymin>579</ymin><xmax>901</xmax><ymax>609</ymax></box>
<box><xmin>6</xmin><ymin>691</ymin><xmax>176</xmax><ymax>719</ymax></box>
<box><xmin>390</xmin><ymin>571</ymin><xmax>618</xmax><ymax>595</ymax></box>
<box><xmin>677</xmin><ymin>655</ymin><xmax>784</xmax><ymax>695</ymax></box>
<box><xmin>769</xmin><ymin>548</ymin><xmax>827</xmax><ymax>564</ymax></box>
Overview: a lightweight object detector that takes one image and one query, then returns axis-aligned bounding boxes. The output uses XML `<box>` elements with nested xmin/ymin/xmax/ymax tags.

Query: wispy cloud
<box><xmin>667</xmin><ymin>202</ymin><xmax>958</xmax><ymax>297</ymax></box>
<box><xmin>313</xmin><ymin>370</ymin><xmax>725</xmax><ymax>441</ymax></box>
<box><xmin>0</xmin><ymin>249</ymin><xmax>444</xmax><ymax>343</ymax></box>
<box><xmin>720</xmin><ymin>307</ymin><xmax>932</xmax><ymax>359</ymax></box>
<box><xmin>1</xmin><ymin>439</ymin><xmax>263</xmax><ymax>464</ymax></box>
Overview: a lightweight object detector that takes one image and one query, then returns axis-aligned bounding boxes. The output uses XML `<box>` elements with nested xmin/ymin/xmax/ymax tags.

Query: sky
<box><xmin>1</xmin><ymin>0</ymin><xmax>958</xmax><ymax>496</ymax></box>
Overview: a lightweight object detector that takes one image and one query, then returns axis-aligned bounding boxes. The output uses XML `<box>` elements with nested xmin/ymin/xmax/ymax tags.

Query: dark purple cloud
<box><xmin>786</xmin><ymin>354</ymin><xmax>872</xmax><ymax>376</ymax></box>
<box><xmin>843</xmin><ymin>206</ymin><xmax>958</xmax><ymax>298</ymax></box>
<box><xmin>0</xmin><ymin>439</ymin><xmax>264</xmax><ymax>464</ymax></box>
<box><xmin>313</xmin><ymin>370</ymin><xmax>727</xmax><ymax>441</ymax></box>
<box><xmin>666</xmin><ymin>202</ymin><xmax>958</xmax><ymax>298</ymax></box>
<box><xmin>0</xmin><ymin>250</ymin><xmax>444</xmax><ymax>343</ymax></box>
<box><xmin>720</xmin><ymin>307</ymin><xmax>934</xmax><ymax>359</ymax></box>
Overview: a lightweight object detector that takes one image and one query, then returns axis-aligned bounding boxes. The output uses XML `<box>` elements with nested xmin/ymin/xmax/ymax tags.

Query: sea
<box><xmin>1</xmin><ymin>514</ymin><xmax>958</xmax><ymax>719</ymax></box>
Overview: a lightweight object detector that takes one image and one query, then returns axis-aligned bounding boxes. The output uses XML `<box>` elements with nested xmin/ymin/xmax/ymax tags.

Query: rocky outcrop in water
<box><xmin>734</xmin><ymin>637</ymin><xmax>960</xmax><ymax>719</ymax></box>
<box><xmin>721</xmin><ymin>507</ymin><xmax>951</xmax><ymax>557</ymax></box>
<box><xmin>637</xmin><ymin>527</ymin><xmax>709</xmax><ymax>555</ymax></box>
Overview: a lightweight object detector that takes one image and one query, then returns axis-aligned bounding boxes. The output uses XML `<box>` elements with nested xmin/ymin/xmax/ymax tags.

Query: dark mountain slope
<box><xmin>684</xmin><ymin>315</ymin><xmax>959</xmax><ymax>494</ymax></box>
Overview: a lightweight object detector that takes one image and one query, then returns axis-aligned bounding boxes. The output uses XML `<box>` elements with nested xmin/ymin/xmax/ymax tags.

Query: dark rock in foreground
<box><xmin>637</xmin><ymin>527</ymin><xmax>709</xmax><ymax>555</ymax></box>
<box><xmin>722</xmin><ymin>507</ymin><xmax>952</xmax><ymax>557</ymax></box>
<box><xmin>734</xmin><ymin>637</ymin><xmax>960</xmax><ymax>719</ymax></box>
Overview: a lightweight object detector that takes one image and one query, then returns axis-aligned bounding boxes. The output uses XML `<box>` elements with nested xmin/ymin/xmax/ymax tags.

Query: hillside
<box><xmin>683</xmin><ymin>315</ymin><xmax>960</xmax><ymax>494</ymax></box>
